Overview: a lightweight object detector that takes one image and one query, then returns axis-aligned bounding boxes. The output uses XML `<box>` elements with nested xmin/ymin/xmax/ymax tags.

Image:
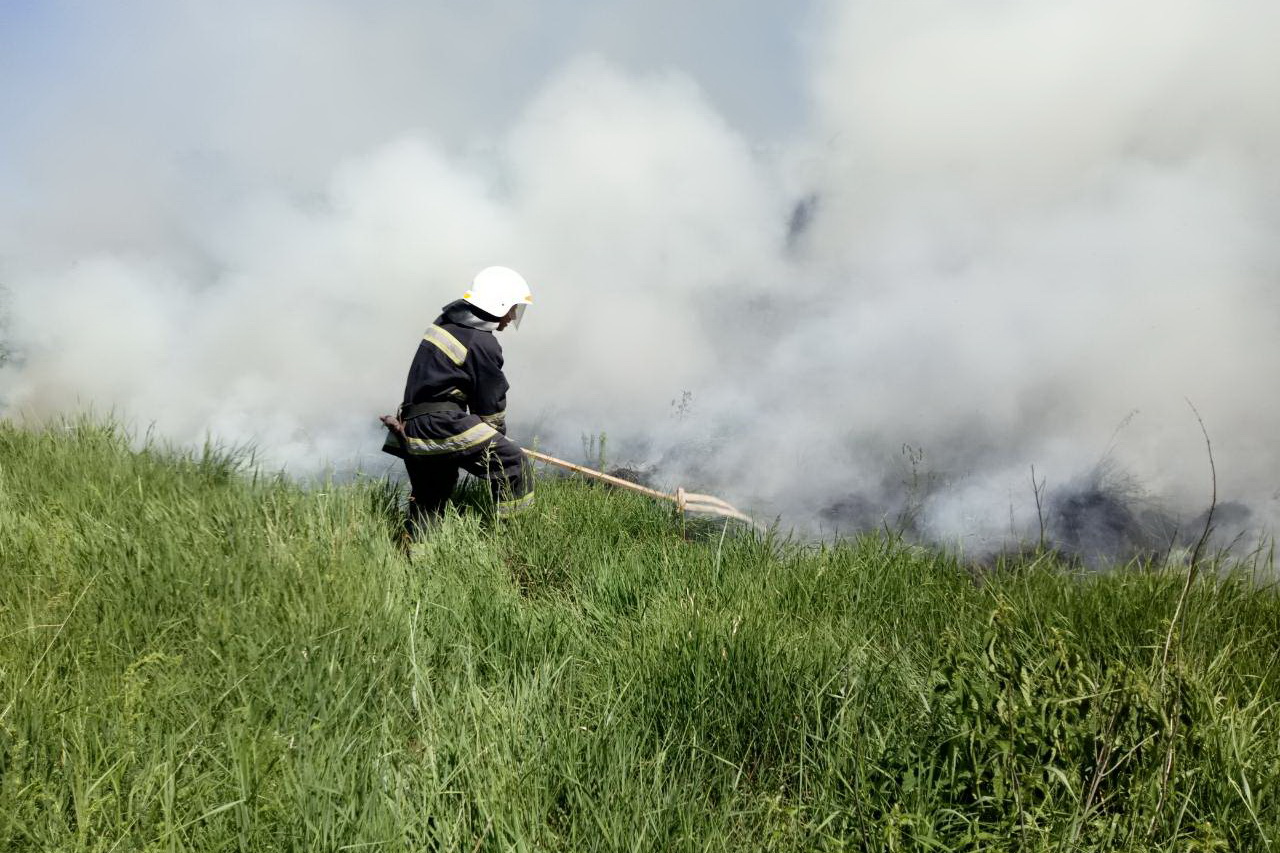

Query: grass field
<box><xmin>2</xmin><ymin>419</ymin><xmax>1278</xmax><ymax>851</ymax></box>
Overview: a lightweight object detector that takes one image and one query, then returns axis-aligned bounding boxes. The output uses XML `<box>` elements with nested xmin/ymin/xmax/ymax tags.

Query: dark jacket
<box><xmin>382</xmin><ymin>301</ymin><xmax>510</xmax><ymax>459</ymax></box>
<box><xmin>401</xmin><ymin>302</ymin><xmax>508</xmax><ymax>417</ymax></box>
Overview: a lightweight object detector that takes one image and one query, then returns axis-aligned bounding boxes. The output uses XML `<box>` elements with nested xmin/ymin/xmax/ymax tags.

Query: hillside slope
<box><xmin>1</xmin><ymin>421</ymin><xmax>1277</xmax><ymax>851</ymax></box>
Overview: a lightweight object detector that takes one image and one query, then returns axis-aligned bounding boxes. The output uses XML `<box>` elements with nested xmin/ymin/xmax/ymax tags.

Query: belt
<box><xmin>399</xmin><ymin>400</ymin><xmax>466</xmax><ymax>421</ymax></box>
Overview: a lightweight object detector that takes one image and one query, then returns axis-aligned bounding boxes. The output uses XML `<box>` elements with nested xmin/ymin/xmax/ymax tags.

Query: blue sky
<box><xmin>2</xmin><ymin>1</ymin><xmax>95</xmax><ymax>202</ymax></box>
<box><xmin>0</xmin><ymin>0</ymin><xmax>815</xmax><ymax>210</ymax></box>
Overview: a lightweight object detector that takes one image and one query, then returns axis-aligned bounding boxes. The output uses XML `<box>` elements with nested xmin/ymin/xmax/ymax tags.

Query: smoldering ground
<box><xmin>1</xmin><ymin>1</ymin><xmax>1277</xmax><ymax>562</ymax></box>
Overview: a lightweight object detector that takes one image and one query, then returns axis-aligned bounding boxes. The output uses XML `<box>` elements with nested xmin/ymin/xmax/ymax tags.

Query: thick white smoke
<box><xmin>786</xmin><ymin>0</ymin><xmax>1280</xmax><ymax>550</ymax></box>
<box><xmin>2</xmin><ymin>0</ymin><xmax>1277</xmax><ymax>556</ymax></box>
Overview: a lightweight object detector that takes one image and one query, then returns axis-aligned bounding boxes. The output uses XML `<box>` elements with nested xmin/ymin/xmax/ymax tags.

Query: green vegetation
<box><xmin>2</xmin><ymin>420</ymin><xmax>1278</xmax><ymax>851</ymax></box>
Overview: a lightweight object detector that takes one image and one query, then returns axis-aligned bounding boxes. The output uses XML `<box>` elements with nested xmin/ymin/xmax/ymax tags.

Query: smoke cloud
<box><xmin>2</xmin><ymin>0</ymin><xmax>1277</xmax><ymax>558</ymax></box>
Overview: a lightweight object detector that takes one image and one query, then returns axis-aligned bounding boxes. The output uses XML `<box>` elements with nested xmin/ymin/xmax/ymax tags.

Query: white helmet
<box><xmin>462</xmin><ymin>266</ymin><xmax>533</xmax><ymax>329</ymax></box>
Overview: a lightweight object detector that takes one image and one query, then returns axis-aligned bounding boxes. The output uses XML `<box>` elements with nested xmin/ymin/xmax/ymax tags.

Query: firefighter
<box><xmin>381</xmin><ymin>266</ymin><xmax>534</xmax><ymax>535</ymax></box>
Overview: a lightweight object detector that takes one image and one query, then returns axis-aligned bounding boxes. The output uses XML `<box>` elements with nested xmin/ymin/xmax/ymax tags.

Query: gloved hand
<box><xmin>379</xmin><ymin>414</ymin><xmax>406</xmax><ymax>436</ymax></box>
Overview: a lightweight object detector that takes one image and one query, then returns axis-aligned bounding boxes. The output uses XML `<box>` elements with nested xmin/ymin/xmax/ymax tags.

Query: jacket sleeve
<box><xmin>468</xmin><ymin>335</ymin><xmax>510</xmax><ymax>420</ymax></box>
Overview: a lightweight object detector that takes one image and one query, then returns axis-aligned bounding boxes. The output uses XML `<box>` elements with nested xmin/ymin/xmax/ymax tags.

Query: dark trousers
<box><xmin>402</xmin><ymin>434</ymin><xmax>531</xmax><ymax>535</ymax></box>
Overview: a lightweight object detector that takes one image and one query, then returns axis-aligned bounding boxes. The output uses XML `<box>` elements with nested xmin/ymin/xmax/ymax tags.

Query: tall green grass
<box><xmin>1</xmin><ymin>419</ymin><xmax>1277</xmax><ymax>851</ymax></box>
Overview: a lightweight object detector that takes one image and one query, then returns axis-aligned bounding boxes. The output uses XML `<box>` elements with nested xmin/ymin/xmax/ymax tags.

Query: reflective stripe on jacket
<box><xmin>382</xmin><ymin>302</ymin><xmax>510</xmax><ymax>459</ymax></box>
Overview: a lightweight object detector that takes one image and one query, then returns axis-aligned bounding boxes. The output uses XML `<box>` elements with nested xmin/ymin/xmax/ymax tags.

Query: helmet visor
<box><xmin>508</xmin><ymin>302</ymin><xmax>526</xmax><ymax>329</ymax></box>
